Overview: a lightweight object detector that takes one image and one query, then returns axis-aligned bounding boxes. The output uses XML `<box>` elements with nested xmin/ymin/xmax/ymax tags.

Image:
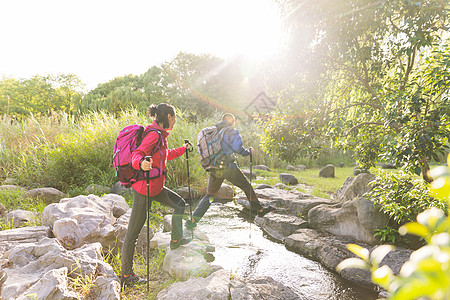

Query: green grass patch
<box><xmin>252</xmin><ymin>167</ymin><xmax>355</xmax><ymax>198</ymax></box>
<box><xmin>293</xmin><ymin>167</ymin><xmax>354</xmax><ymax>194</ymax></box>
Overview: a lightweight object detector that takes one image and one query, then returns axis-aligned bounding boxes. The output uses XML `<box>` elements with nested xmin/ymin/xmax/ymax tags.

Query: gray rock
<box><xmin>255</xmin><ymin>184</ymin><xmax>272</xmax><ymax>189</ymax></box>
<box><xmin>279</xmin><ymin>173</ymin><xmax>298</xmax><ymax>185</ymax></box>
<box><xmin>2</xmin><ymin>238</ymin><xmax>119</xmax><ymax>300</ymax></box>
<box><xmin>23</xmin><ymin>187</ymin><xmax>66</xmax><ymax>205</ymax></box>
<box><xmin>157</xmin><ymin>269</ymin><xmax>300</xmax><ymax>300</ymax></box>
<box><xmin>335</xmin><ymin>177</ymin><xmax>355</xmax><ymax>201</ymax></box>
<box><xmin>252</xmin><ymin>188</ymin><xmax>334</xmax><ymax>218</ymax></box>
<box><xmin>319</xmin><ymin>164</ymin><xmax>335</xmax><ymax>178</ymax></box>
<box><xmin>42</xmin><ymin>194</ymin><xmax>142</xmax><ymax>253</ymax></box>
<box><xmin>285</xmin><ymin>228</ymin><xmax>412</xmax><ymax>288</ymax></box>
<box><xmin>381</xmin><ymin>163</ymin><xmax>396</xmax><ymax>169</ymax></box>
<box><xmin>242</xmin><ymin>169</ymin><xmax>257</xmax><ymax>180</ymax></box>
<box><xmin>212</xmin><ymin>184</ymin><xmax>234</xmax><ymax>202</ymax></box>
<box><xmin>287</xmin><ymin>164</ymin><xmax>296</xmax><ymax>171</ymax></box>
<box><xmin>0</xmin><ymin>185</ymin><xmax>26</xmax><ymax>192</ymax></box>
<box><xmin>274</xmin><ymin>183</ymin><xmax>290</xmax><ymax>190</ymax></box>
<box><xmin>157</xmin><ymin>269</ymin><xmax>231</xmax><ymax>300</ymax></box>
<box><xmin>5</xmin><ymin>209</ymin><xmax>36</xmax><ymax>228</ymax></box>
<box><xmin>162</xmin><ymin>239</ymin><xmax>218</xmax><ymax>280</ymax></box>
<box><xmin>338</xmin><ymin>162</ymin><xmax>345</xmax><ymax>168</ymax></box>
<box><xmin>254</xmin><ymin>212</ymin><xmax>308</xmax><ymax>241</ymax></box>
<box><xmin>253</xmin><ymin>165</ymin><xmax>270</xmax><ymax>171</ymax></box>
<box><xmin>296</xmin><ymin>165</ymin><xmax>307</xmax><ymax>171</ymax></box>
<box><xmin>338</xmin><ymin>173</ymin><xmax>375</xmax><ymax>202</ymax></box>
<box><xmin>175</xmin><ymin>186</ymin><xmax>203</xmax><ymax>200</ymax></box>
<box><xmin>85</xmin><ymin>184</ymin><xmax>111</xmax><ymax>195</ymax></box>
<box><xmin>285</xmin><ymin>229</ymin><xmax>372</xmax><ymax>287</ymax></box>
<box><xmin>230</xmin><ymin>274</ymin><xmax>300</xmax><ymax>300</ymax></box>
<box><xmin>110</xmin><ymin>181</ymin><xmax>132</xmax><ymax>199</ymax></box>
<box><xmin>0</xmin><ymin>226</ymin><xmax>53</xmax><ymax>254</ymax></box>
<box><xmin>0</xmin><ymin>202</ymin><xmax>6</xmax><ymax>217</ymax></box>
<box><xmin>308</xmin><ymin>196</ymin><xmax>389</xmax><ymax>245</ymax></box>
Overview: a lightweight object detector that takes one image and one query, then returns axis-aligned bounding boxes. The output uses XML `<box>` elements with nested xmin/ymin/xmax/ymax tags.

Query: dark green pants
<box><xmin>121</xmin><ymin>187</ymin><xmax>185</xmax><ymax>276</ymax></box>
<box><xmin>192</xmin><ymin>164</ymin><xmax>262</xmax><ymax>222</ymax></box>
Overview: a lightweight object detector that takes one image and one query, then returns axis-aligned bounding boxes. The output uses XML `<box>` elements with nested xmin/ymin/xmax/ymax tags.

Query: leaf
<box><xmin>399</xmin><ymin>222</ymin><xmax>429</xmax><ymax>237</ymax></box>
<box><xmin>347</xmin><ymin>244</ymin><xmax>370</xmax><ymax>260</ymax></box>
<box><xmin>370</xmin><ymin>245</ymin><xmax>396</xmax><ymax>266</ymax></box>
<box><xmin>372</xmin><ymin>265</ymin><xmax>394</xmax><ymax>289</ymax></box>
<box><xmin>336</xmin><ymin>258</ymin><xmax>369</xmax><ymax>272</ymax></box>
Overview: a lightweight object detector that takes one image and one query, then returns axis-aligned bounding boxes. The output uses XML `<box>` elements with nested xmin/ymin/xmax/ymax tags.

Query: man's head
<box><xmin>222</xmin><ymin>113</ymin><xmax>236</xmax><ymax>126</ymax></box>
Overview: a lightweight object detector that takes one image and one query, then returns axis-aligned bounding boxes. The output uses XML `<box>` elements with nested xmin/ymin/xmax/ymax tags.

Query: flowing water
<box><xmin>197</xmin><ymin>201</ymin><xmax>379</xmax><ymax>300</ymax></box>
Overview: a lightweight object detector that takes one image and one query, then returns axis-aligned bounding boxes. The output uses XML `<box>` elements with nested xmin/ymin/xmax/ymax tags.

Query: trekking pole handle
<box><xmin>184</xmin><ymin>139</ymin><xmax>193</xmax><ymax>153</ymax></box>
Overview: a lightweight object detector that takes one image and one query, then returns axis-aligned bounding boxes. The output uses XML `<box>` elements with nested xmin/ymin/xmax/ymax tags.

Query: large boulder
<box><xmin>336</xmin><ymin>173</ymin><xmax>375</xmax><ymax>202</ymax></box>
<box><xmin>1</xmin><ymin>237</ymin><xmax>120</xmax><ymax>300</ymax></box>
<box><xmin>42</xmin><ymin>194</ymin><xmax>148</xmax><ymax>253</ymax></box>
<box><xmin>157</xmin><ymin>269</ymin><xmax>300</xmax><ymax>300</ymax></box>
<box><xmin>319</xmin><ymin>164</ymin><xmax>335</xmax><ymax>178</ymax></box>
<box><xmin>308</xmin><ymin>195</ymin><xmax>389</xmax><ymax>245</ymax></box>
<box><xmin>285</xmin><ymin>228</ymin><xmax>412</xmax><ymax>288</ymax></box>
<box><xmin>252</xmin><ymin>188</ymin><xmax>334</xmax><ymax>217</ymax></box>
<box><xmin>162</xmin><ymin>240</ymin><xmax>219</xmax><ymax>280</ymax></box>
<box><xmin>0</xmin><ymin>226</ymin><xmax>53</xmax><ymax>255</ymax></box>
<box><xmin>254</xmin><ymin>212</ymin><xmax>308</xmax><ymax>241</ymax></box>
<box><xmin>23</xmin><ymin>187</ymin><xmax>66</xmax><ymax>205</ymax></box>
<box><xmin>211</xmin><ymin>184</ymin><xmax>234</xmax><ymax>202</ymax></box>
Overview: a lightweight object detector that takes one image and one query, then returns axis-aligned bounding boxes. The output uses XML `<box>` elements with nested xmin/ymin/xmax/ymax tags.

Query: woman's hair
<box><xmin>148</xmin><ymin>103</ymin><xmax>175</xmax><ymax>129</ymax></box>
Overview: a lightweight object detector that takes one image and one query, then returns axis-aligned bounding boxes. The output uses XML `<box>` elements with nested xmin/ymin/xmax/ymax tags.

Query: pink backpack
<box><xmin>112</xmin><ymin>125</ymin><xmax>163</xmax><ymax>188</ymax></box>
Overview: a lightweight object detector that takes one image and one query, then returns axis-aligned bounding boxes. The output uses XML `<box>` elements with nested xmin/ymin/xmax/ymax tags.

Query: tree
<box><xmin>0</xmin><ymin>74</ymin><xmax>85</xmax><ymax>118</ymax></box>
<box><xmin>265</xmin><ymin>0</ymin><xmax>450</xmax><ymax>182</ymax></box>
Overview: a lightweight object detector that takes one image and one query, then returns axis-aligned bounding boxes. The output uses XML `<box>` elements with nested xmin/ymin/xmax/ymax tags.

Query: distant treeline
<box><xmin>0</xmin><ymin>53</ymin><xmax>266</xmax><ymax>120</ymax></box>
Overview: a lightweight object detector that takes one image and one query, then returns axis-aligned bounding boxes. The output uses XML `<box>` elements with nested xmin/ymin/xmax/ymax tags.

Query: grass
<box><xmin>252</xmin><ymin>166</ymin><xmax>355</xmax><ymax>199</ymax></box>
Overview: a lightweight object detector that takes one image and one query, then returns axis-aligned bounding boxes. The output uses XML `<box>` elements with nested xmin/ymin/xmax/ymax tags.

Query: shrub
<box><xmin>337</xmin><ymin>154</ymin><xmax>450</xmax><ymax>300</ymax></box>
<box><xmin>367</xmin><ymin>170</ymin><xmax>447</xmax><ymax>225</ymax></box>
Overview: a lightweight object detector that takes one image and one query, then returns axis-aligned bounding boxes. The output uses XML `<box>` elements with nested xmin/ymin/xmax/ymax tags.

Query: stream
<box><xmin>197</xmin><ymin>201</ymin><xmax>379</xmax><ymax>300</ymax></box>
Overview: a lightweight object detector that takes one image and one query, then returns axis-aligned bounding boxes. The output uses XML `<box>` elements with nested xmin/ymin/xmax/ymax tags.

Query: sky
<box><xmin>0</xmin><ymin>0</ymin><xmax>284</xmax><ymax>90</ymax></box>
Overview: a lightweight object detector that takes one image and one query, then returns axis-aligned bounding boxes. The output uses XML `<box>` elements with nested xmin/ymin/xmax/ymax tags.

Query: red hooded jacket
<box><xmin>131</xmin><ymin>121</ymin><xmax>186</xmax><ymax>196</ymax></box>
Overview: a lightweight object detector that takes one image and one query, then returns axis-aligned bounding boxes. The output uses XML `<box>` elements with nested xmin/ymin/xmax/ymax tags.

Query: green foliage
<box><xmin>0</xmin><ymin>74</ymin><xmax>85</xmax><ymax>118</ymax></box>
<box><xmin>267</xmin><ymin>0</ymin><xmax>450</xmax><ymax>182</ymax></box>
<box><xmin>367</xmin><ymin>170</ymin><xmax>447</xmax><ymax>226</ymax></box>
<box><xmin>0</xmin><ymin>189</ymin><xmax>45</xmax><ymax>212</ymax></box>
<box><xmin>374</xmin><ymin>226</ymin><xmax>404</xmax><ymax>245</ymax></box>
<box><xmin>337</xmin><ymin>154</ymin><xmax>450</xmax><ymax>300</ymax></box>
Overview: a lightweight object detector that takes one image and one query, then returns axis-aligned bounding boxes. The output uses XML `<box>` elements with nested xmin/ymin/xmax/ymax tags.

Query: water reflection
<box><xmin>197</xmin><ymin>202</ymin><xmax>378</xmax><ymax>300</ymax></box>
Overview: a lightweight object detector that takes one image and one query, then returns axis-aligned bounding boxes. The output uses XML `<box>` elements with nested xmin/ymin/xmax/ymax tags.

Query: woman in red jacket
<box><xmin>121</xmin><ymin>103</ymin><xmax>190</xmax><ymax>287</ymax></box>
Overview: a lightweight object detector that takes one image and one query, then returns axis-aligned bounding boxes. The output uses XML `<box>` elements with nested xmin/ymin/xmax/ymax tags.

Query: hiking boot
<box><xmin>257</xmin><ymin>205</ymin><xmax>274</xmax><ymax>217</ymax></box>
<box><xmin>185</xmin><ymin>219</ymin><xmax>197</xmax><ymax>230</ymax></box>
<box><xmin>120</xmin><ymin>273</ymin><xmax>147</xmax><ymax>287</ymax></box>
<box><xmin>170</xmin><ymin>238</ymin><xmax>191</xmax><ymax>250</ymax></box>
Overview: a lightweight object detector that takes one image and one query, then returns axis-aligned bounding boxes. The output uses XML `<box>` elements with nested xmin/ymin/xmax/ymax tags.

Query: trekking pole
<box><xmin>249</xmin><ymin>148</ymin><xmax>253</xmax><ymax>239</ymax></box>
<box><xmin>144</xmin><ymin>155</ymin><xmax>152</xmax><ymax>292</ymax></box>
<box><xmin>184</xmin><ymin>139</ymin><xmax>194</xmax><ymax>240</ymax></box>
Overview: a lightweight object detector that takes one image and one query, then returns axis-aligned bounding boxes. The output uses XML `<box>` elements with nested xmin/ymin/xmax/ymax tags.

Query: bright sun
<box><xmin>184</xmin><ymin>0</ymin><xmax>285</xmax><ymax>62</ymax></box>
<box><xmin>227</xmin><ymin>1</ymin><xmax>284</xmax><ymax>61</ymax></box>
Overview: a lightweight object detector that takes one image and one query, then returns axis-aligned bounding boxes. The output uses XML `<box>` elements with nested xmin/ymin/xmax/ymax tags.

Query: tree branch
<box><xmin>329</xmin><ymin>101</ymin><xmax>383</xmax><ymax>113</ymax></box>
<box><xmin>345</xmin><ymin>122</ymin><xmax>384</xmax><ymax>136</ymax></box>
